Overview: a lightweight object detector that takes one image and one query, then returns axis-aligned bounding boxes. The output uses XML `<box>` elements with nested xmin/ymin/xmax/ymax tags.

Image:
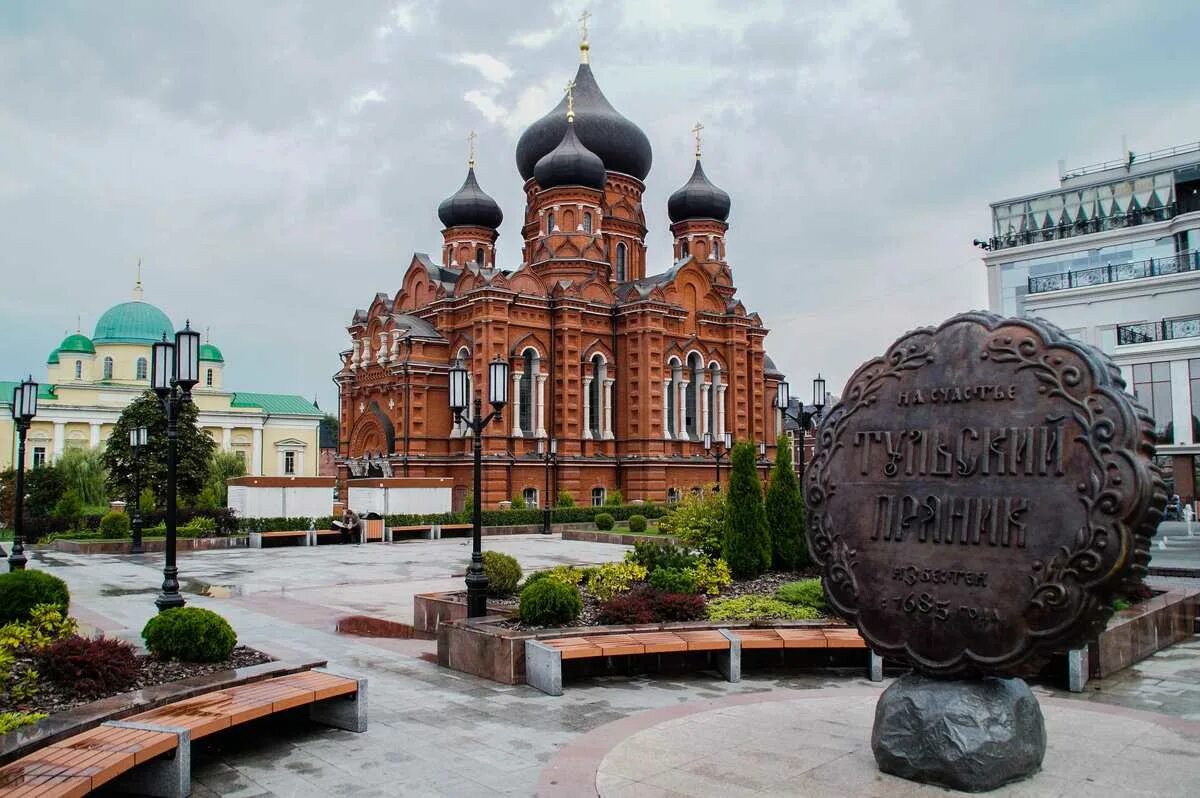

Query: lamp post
<box><xmin>8</xmin><ymin>376</ymin><xmax>39</xmax><ymax>571</ymax></box>
<box><xmin>449</xmin><ymin>355</ymin><xmax>510</xmax><ymax>618</ymax></box>
<box><xmin>537</xmin><ymin>437</ymin><xmax>557</xmax><ymax>535</ymax></box>
<box><xmin>151</xmin><ymin>322</ymin><xmax>201</xmax><ymax>612</ymax></box>
<box><xmin>129</xmin><ymin>426</ymin><xmax>148</xmax><ymax>554</ymax></box>
<box><xmin>702</xmin><ymin>430</ymin><xmax>733</xmax><ymax>490</ymax></box>
<box><xmin>776</xmin><ymin>374</ymin><xmax>827</xmax><ymax>479</ymax></box>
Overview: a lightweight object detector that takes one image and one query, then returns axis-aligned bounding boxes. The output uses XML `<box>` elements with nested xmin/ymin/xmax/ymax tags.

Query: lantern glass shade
<box><xmin>152</xmin><ymin>337</ymin><xmax>174</xmax><ymax>393</ymax></box>
<box><xmin>722</xmin><ymin>431</ymin><xmax>733</xmax><ymax>449</ymax></box>
<box><xmin>776</xmin><ymin>380</ymin><xmax>789</xmax><ymax>409</ymax></box>
<box><xmin>702</xmin><ymin>431</ymin><xmax>713</xmax><ymax>450</ymax></box>
<box><xmin>448</xmin><ymin>361</ymin><xmax>469</xmax><ymax>412</ymax></box>
<box><xmin>550</xmin><ymin>438</ymin><xmax>557</xmax><ymax>455</ymax></box>
<box><xmin>488</xmin><ymin>357</ymin><xmax>509</xmax><ymax>407</ymax></box>
<box><xmin>19</xmin><ymin>377</ymin><xmax>38</xmax><ymax>419</ymax></box>
<box><xmin>813</xmin><ymin>374</ymin><xmax>827</xmax><ymax>410</ymax></box>
<box><xmin>758</xmin><ymin>442</ymin><xmax>766</xmax><ymax>456</ymax></box>
<box><xmin>10</xmin><ymin>386</ymin><xmax>20</xmax><ymax>421</ymax></box>
<box><xmin>130</xmin><ymin>426</ymin><xmax>148</xmax><ymax>447</ymax></box>
<box><xmin>174</xmin><ymin>322</ymin><xmax>201</xmax><ymax>387</ymax></box>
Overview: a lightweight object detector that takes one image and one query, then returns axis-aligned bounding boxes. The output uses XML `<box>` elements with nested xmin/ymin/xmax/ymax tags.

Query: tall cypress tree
<box><xmin>723</xmin><ymin>439</ymin><xmax>772</xmax><ymax>578</ymax></box>
<box><xmin>766</xmin><ymin>434</ymin><xmax>808</xmax><ymax>570</ymax></box>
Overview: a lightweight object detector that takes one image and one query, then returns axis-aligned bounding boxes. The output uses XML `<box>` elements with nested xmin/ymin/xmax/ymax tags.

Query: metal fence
<box><xmin>1028</xmin><ymin>251</ymin><xmax>1199</xmax><ymax>295</ymax></box>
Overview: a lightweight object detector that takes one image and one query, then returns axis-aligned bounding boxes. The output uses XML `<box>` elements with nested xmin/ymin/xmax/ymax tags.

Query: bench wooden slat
<box><xmin>823</xmin><ymin>629</ymin><xmax>866</xmax><ymax>648</ymax></box>
<box><xmin>628</xmin><ymin>632</ymin><xmax>688</xmax><ymax>654</ymax></box>
<box><xmin>271</xmin><ymin>671</ymin><xmax>359</xmax><ymax>701</ymax></box>
<box><xmin>260</xmin><ymin>530</ymin><xmax>308</xmax><ymax>538</ymax></box>
<box><xmin>673</xmin><ymin>630</ymin><xmax>730</xmax><ymax>651</ymax></box>
<box><xmin>777</xmin><ymin>629</ymin><xmax>828</xmax><ymax>649</ymax></box>
<box><xmin>3</xmin><ymin>772</ymin><xmax>90</xmax><ymax>798</ymax></box>
<box><xmin>732</xmin><ymin>629</ymin><xmax>785</xmax><ymax>649</ymax></box>
<box><xmin>587</xmin><ymin>634</ymin><xmax>645</xmax><ymax>657</ymax></box>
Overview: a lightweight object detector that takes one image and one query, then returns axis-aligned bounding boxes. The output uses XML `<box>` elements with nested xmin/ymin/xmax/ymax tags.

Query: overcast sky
<box><xmin>2</xmin><ymin>0</ymin><xmax>1198</xmax><ymax>410</ymax></box>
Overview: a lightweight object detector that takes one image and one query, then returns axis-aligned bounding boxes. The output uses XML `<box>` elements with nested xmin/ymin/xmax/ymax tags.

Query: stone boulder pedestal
<box><xmin>872</xmin><ymin>673</ymin><xmax>1046</xmax><ymax>793</ymax></box>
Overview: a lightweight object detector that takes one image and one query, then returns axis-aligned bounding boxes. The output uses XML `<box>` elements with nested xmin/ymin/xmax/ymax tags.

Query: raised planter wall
<box><xmin>414</xmin><ymin>592</ymin><xmax>515</xmax><ymax>634</ymax></box>
<box><xmin>49</xmin><ymin>536</ymin><xmax>249</xmax><ymax>554</ymax></box>
<box><xmin>1090</xmin><ymin>587</ymin><xmax>1199</xmax><ymax>678</ymax></box>
<box><xmin>561</xmin><ymin>529</ymin><xmax>681</xmax><ymax>546</ymax></box>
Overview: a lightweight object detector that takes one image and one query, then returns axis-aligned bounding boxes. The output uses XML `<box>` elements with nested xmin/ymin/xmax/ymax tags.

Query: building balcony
<box><xmin>1117</xmin><ymin>315</ymin><xmax>1200</xmax><ymax>346</ymax></box>
<box><xmin>1028</xmin><ymin>250</ymin><xmax>1199</xmax><ymax>295</ymax></box>
<box><xmin>987</xmin><ymin>205</ymin><xmax>1179</xmax><ymax>251</ymax></box>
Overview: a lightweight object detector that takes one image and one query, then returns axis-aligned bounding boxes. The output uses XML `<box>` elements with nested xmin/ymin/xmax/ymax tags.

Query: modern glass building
<box><xmin>982</xmin><ymin>141</ymin><xmax>1200</xmax><ymax>510</ymax></box>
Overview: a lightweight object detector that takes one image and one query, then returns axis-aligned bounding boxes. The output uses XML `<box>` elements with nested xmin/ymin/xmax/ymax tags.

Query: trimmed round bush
<box><xmin>777</xmin><ymin>578</ymin><xmax>825</xmax><ymax>610</ymax></box>
<box><xmin>648</xmin><ymin>567</ymin><xmax>699</xmax><ymax>594</ymax></box>
<box><xmin>628</xmin><ymin>515</ymin><xmax>647</xmax><ymax>534</ymax></box>
<box><xmin>518</xmin><ymin>579</ymin><xmax>582</xmax><ymax>627</ymax></box>
<box><xmin>99</xmin><ymin>511</ymin><xmax>131</xmax><ymax>539</ymax></box>
<box><xmin>595</xmin><ymin>513</ymin><xmax>615</xmax><ymax>531</ymax></box>
<box><xmin>482</xmin><ymin>550</ymin><xmax>523</xmax><ymax>596</ymax></box>
<box><xmin>142</xmin><ymin>607</ymin><xmax>237</xmax><ymax>662</ymax></box>
<box><xmin>0</xmin><ymin>570</ymin><xmax>70</xmax><ymax>624</ymax></box>
<box><xmin>38</xmin><ymin>635</ymin><xmax>139</xmax><ymax>697</ymax></box>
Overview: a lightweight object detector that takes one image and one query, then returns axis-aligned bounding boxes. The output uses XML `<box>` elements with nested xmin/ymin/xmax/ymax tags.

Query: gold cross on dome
<box><xmin>467</xmin><ymin>130</ymin><xmax>477</xmax><ymax>167</ymax></box>
<box><xmin>564</xmin><ymin>79</ymin><xmax>576</xmax><ymax>121</ymax></box>
<box><xmin>692</xmin><ymin>122</ymin><xmax>704</xmax><ymax>159</ymax></box>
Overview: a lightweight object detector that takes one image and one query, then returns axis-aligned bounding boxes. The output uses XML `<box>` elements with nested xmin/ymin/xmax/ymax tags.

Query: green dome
<box><xmin>47</xmin><ymin>348</ymin><xmax>60</xmax><ymax>365</ymax></box>
<box><xmin>199</xmin><ymin>343</ymin><xmax>224</xmax><ymax>363</ymax></box>
<box><xmin>93</xmin><ymin>301</ymin><xmax>173</xmax><ymax>345</ymax></box>
<box><xmin>57</xmin><ymin>333</ymin><xmax>95</xmax><ymax>355</ymax></box>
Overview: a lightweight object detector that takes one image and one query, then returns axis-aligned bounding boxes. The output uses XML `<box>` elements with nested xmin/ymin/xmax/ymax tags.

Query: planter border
<box><xmin>1089</xmin><ymin>586</ymin><xmax>1198</xmax><ymax>678</ymax></box>
<box><xmin>46</xmin><ymin>536</ymin><xmax>249</xmax><ymax>554</ymax></box>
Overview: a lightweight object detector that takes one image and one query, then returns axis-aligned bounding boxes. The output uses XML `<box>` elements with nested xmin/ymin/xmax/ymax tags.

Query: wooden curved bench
<box><xmin>0</xmin><ymin>669</ymin><xmax>366</xmax><ymax>797</ymax></box>
<box><xmin>525</xmin><ymin>627</ymin><xmax>882</xmax><ymax>695</ymax></box>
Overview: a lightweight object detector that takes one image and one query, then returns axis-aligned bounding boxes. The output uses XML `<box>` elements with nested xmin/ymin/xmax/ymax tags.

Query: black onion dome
<box><xmin>534</xmin><ymin>122</ymin><xmax>606</xmax><ymax>190</ymax></box>
<box><xmin>437</xmin><ymin>167</ymin><xmax>503</xmax><ymax>229</ymax></box>
<box><xmin>667</xmin><ymin>160</ymin><xmax>731</xmax><ymax>223</ymax></box>
<box><xmin>516</xmin><ymin>63</ymin><xmax>652</xmax><ymax>181</ymax></box>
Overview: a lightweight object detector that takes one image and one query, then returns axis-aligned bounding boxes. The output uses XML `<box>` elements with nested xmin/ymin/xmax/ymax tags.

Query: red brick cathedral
<box><xmin>336</xmin><ymin>40</ymin><xmax>783</xmax><ymax>509</ymax></box>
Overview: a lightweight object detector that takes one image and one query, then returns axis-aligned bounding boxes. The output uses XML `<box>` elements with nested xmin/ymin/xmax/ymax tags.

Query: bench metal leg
<box><xmin>525</xmin><ymin>640</ymin><xmax>563</xmax><ymax>696</ymax></box>
<box><xmin>869</xmin><ymin>650</ymin><xmax>883</xmax><ymax>682</ymax></box>
<box><xmin>1067</xmin><ymin>647</ymin><xmax>1089</xmax><ymax>693</ymax></box>
<box><xmin>716</xmin><ymin>629</ymin><xmax>741</xmax><ymax>683</ymax></box>
<box><xmin>431</xmin><ymin>524</ymin><xmax>441</xmax><ymax>540</ymax></box>
<box><xmin>104</xmin><ymin>721</ymin><xmax>190</xmax><ymax>798</ymax></box>
<box><xmin>309</xmin><ymin>674</ymin><xmax>369</xmax><ymax>732</ymax></box>
<box><xmin>248</xmin><ymin>532</ymin><xmax>263</xmax><ymax>549</ymax></box>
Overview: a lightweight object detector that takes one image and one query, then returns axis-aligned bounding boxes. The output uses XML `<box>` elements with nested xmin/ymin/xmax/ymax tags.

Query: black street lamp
<box><xmin>129</xmin><ymin>425</ymin><xmax>148</xmax><ymax>554</ymax></box>
<box><xmin>449</xmin><ymin>355</ymin><xmax>510</xmax><ymax>618</ymax></box>
<box><xmin>151</xmin><ymin>322</ymin><xmax>201</xmax><ymax>612</ymax></box>
<box><xmin>537</xmin><ymin>438</ymin><xmax>557</xmax><ymax>535</ymax></box>
<box><xmin>702</xmin><ymin>431</ymin><xmax>733</xmax><ymax>489</ymax></box>
<box><xmin>776</xmin><ymin>374</ymin><xmax>827</xmax><ymax>479</ymax></box>
<box><xmin>8</xmin><ymin>376</ymin><xmax>39</xmax><ymax>571</ymax></box>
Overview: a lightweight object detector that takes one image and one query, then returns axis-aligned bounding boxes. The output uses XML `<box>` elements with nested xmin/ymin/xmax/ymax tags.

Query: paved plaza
<box><xmin>22</xmin><ymin>538</ymin><xmax>1200</xmax><ymax>797</ymax></box>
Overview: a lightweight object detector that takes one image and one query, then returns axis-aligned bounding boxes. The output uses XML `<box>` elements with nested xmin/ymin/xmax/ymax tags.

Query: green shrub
<box><xmin>0</xmin><ymin>571</ymin><xmax>70</xmax><ymax>624</ymax></box>
<box><xmin>686</xmin><ymin>557</ymin><xmax>733</xmax><ymax>596</ymax></box>
<box><xmin>53</xmin><ymin>489</ymin><xmax>84</xmax><ymax>531</ymax></box>
<box><xmin>585</xmin><ymin>561</ymin><xmax>647</xmax><ymax>602</ymax></box>
<box><xmin>510</xmin><ymin>495</ymin><xmax>527</xmax><ymax>510</ymax></box>
<box><xmin>766</xmin><ymin>434</ymin><xmax>808</xmax><ymax>570</ymax></box>
<box><xmin>723</xmin><ymin>441</ymin><xmax>771</xmax><ymax>578</ymax></box>
<box><xmin>0</xmin><ymin>711</ymin><xmax>47</xmax><ymax>735</ymax></box>
<box><xmin>522</xmin><ymin>566</ymin><xmax>582</xmax><ymax>590</ymax></box>
<box><xmin>99</xmin><ymin>511</ymin><xmax>131</xmax><ymax>539</ymax></box>
<box><xmin>0</xmin><ymin>604</ymin><xmax>78</xmax><ymax>651</ymax></box>
<box><xmin>649</xmin><ymin>567</ymin><xmax>698</xmax><ymax>594</ymax></box>
<box><xmin>179</xmin><ymin>516</ymin><xmax>216</xmax><ymax>538</ymax></box>
<box><xmin>1112</xmin><ymin>598</ymin><xmax>1132</xmax><ymax>612</ymax></box>
<box><xmin>706</xmin><ymin>595</ymin><xmax>821</xmax><ymax>622</ymax></box>
<box><xmin>605</xmin><ymin>489</ymin><xmax>623</xmax><ymax>506</ymax></box>
<box><xmin>626</xmin><ymin>540</ymin><xmax>698</xmax><ymax>574</ymax></box>
<box><xmin>482</xmin><ymin>550</ymin><xmax>522</xmax><ymax>595</ymax></box>
<box><xmin>142</xmin><ymin>607</ymin><xmax>236</xmax><ymax>662</ymax></box>
<box><xmin>555</xmin><ymin>491</ymin><xmax>576</xmax><ymax>507</ymax></box>
<box><xmin>660</xmin><ymin>490</ymin><xmax>726</xmax><ymax>556</ymax></box>
<box><xmin>628</xmin><ymin>515</ymin><xmax>647</xmax><ymax>534</ymax></box>
<box><xmin>595</xmin><ymin>513</ymin><xmax>614</xmax><ymax>531</ymax></box>
<box><xmin>777</xmin><ymin>578</ymin><xmax>825</xmax><ymax>610</ymax></box>
<box><xmin>518</xmin><ymin>579</ymin><xmax>582</xmax><ymax>627</ymax></box>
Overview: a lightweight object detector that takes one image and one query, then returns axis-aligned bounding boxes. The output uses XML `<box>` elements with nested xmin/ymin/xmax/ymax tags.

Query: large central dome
<box><xmin>516</xmin><ymin>63</ymin><xmax>652</xmax><ymax>182</ymax></box>
<box><xmin>93</xmin><ymin>301</ymin><xmax>174</xmax><ymax>345</ymax></box>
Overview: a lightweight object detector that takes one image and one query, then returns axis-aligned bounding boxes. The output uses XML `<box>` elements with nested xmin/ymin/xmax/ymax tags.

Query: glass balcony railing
<box><xmin>1117</xmin><ymin>315</ymin><xmax>1200</xmax><ymax>345</ymax></box>
<box><xmin>1027</xmin><ymin>250</ymin><xmax>1199</xmax><ymax>294</ymax></box>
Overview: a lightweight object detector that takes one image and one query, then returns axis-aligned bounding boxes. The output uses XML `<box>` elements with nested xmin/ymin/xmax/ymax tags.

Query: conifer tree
<box><xmin>722</xmin><ymin>439</ymin><xmax>772</xmax><ymax>578</ymax></box>
<box><xmin>766</xmin><ymin>434</ymin><xmax>808</xmax><ymax>570</ymax></box>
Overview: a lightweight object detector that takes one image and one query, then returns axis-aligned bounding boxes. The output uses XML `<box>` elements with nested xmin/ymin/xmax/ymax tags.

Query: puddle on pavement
<box><xmin>100</xmin><ymin>585</ymin><xmax>159</xmax><ymax>596</ymax></box>
<box><xmin>100</xmin><ymin>578</ymin><xmax>241</xmax><ymax>597</ymax></box>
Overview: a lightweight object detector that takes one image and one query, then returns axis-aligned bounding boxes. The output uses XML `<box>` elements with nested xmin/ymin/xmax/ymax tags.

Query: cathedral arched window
<box><xmin>136</xmin><ymin>357</ymin><xmax>148</xmax><ymax>380</ymax></box>
<box><xmin>616</xmin><ymin>243</ymin><xmax>627</xmax><ymax>282</ymax></box>
<box><xmin>475</xmin><ymin>246</ymin><xmax>484</xmax><ymax>264</ymax></box>
<box><xmin>685</xmin><ymin>353</ymin><xmax>702</xmax><ymax>438</ymax></box>
<box><xmin>519</xmin><ymin>349</ymin><xmax>537</xmax><ymax>433</ymax></box>
<box><xmin>588</xmin><ymin>354</ymin><xmax>604</xmax><ymax>436</ymax></box>
<box><xmin>713</xmin><ymin>239</ymin><xmax>721</xmax><ymax>259</ymax></box>
<box><xmin>583</xmin><ymin>212</ymin><xmax>592</xmax><ymax>234</ymax></box>
<box><xmin>74</xmin><ymin>361</ymin><xmax>82</xmax><ymax>380</ymax></box>
<box><xmin>547</xmin><ymin>212</ymin><xmax>555</xmax><ymax>234</ymax></box>
<box><xmin>206</xmin><ymin>369</ymin><xmax>214</xmax><ymax>387</ymax></box>
<box><xmin>666</xmin><ymin>357</ymin><xmax>681</xmax><ymax>437</ymax></box>
<box><xmin>708</xmin><ymin>363</ymin><xmax>721</xmax><ymax>435</ymax></box>
<box><xmin>103</xmin><ymin>357</ymin><xmax>113</xmax><ymax>381</ymax></box>
<box><xmin>681</xmin><ymin>240</ymin><xmax>690</xmax><ymax>257</ymax></box>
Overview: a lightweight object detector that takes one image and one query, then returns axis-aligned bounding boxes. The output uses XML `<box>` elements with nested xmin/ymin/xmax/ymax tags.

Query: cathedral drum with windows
<box><xmin>336</xmin><ymin>39</ymin><xmax>785</xmax><ymax>508</ymax></box>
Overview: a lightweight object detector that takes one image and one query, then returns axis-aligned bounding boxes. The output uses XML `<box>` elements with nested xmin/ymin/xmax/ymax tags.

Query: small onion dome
<box><xmin>57</xmin><ymin>332</ymin><xmax>96</xmax><ymax>355</ymax></box>
<box><xmin>47</xmin><ymin>348</ymin><xmax>60</xmax><ymax>365</ymax></box>
<box><xmin>516</xmin><ymin>63</ymin><xmax>652</xmax><ymax>181</ymax></box>
<box><xmin>668</xmin><ymin>160</ymin><xmax>731</xmax><ymax>223</ymax></box>
<box><xmin>437</xmin><ymin>167</ymin><xmax>503</xmax><ymax>229</ymax></box>
<box><xmin>534</xmin><ymin>122</ymin><xmax>606</xmax><ymax>191</ymax></box>
<box><xmin>199</xmin><ymin>343</ymin><xmax>224</xmax><ymax>363</ymax></box>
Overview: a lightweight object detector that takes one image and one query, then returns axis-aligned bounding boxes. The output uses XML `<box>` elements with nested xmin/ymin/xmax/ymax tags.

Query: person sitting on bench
<box><xmin>333</xmin><ymin>508</ymin><xmax>362</xmax><ymax>544</ymax></box>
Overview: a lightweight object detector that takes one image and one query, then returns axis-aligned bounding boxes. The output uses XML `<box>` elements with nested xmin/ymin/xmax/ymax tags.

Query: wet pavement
<box><xmin>22</xmin><ymin>537</ymin><xmax>1200</xmax><ymax>797</ymax></box>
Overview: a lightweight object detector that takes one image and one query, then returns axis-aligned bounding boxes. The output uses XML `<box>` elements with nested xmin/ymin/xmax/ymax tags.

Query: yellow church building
<box><xmin>1</xmin><ymin>279</ymin><xmax>321</xmax><ymax>476</ymax></box>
